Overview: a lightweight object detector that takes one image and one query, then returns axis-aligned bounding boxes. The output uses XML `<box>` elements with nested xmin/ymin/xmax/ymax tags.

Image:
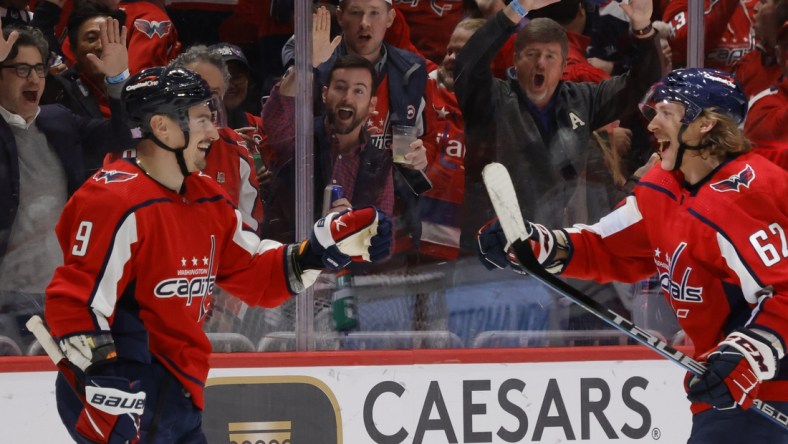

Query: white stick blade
<box><xmin>482</xmin><ymin>162</ymin><xmax>530</xmax><ymax>243</ymax></box>
<box><xmin>25</xmin><ymin>315</ymin><xmax>64</xmax><ymax>363</ymax></box>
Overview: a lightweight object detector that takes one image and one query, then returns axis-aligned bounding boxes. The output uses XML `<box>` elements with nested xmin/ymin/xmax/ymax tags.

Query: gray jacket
<box><xmin>455</xmin><ymin>11</ymin><xmax>664</xmax><ymax>247</ymax></box>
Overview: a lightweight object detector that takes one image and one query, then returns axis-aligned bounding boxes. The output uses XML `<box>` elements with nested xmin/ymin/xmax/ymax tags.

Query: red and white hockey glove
<box><xmin>476</xmin><ymin>218</ymin><xmax>568</xmax><ymax>274</ymax></box>
<box><xmin>59</xmin><ymin>333</ymin><xmax>146</xmax><ymax>443</ymax></box>
<box><xmin>687</xmin><ymin>329</ymin><xmax>783</xmax><ymax>410</ymax></box>
<box><xmin>299</xmin><ymin>207</ymin><xmax>392</xmax><ymax>271</ymax></box>
<box><xmin>78</xmin><ymin>374</ymin><xmax>145</xmax><ymax>444</ymax></box>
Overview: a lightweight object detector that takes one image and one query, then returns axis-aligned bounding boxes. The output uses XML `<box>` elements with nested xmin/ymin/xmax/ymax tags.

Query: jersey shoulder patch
<box><xmin>93</xmin><ymin>169</ymin><xmax>139</xmax><ymax>184</ymax></box>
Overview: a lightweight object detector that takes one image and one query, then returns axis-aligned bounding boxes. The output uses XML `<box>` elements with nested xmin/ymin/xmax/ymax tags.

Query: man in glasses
<box><xmin>0</xmin><ymin>21</ymin><xmax>134</xmax><ymax>354</ymax></box>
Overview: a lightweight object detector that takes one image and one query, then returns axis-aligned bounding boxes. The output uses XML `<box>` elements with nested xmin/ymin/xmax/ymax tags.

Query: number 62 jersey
<box><xmin>561</xmin><ymin>152</ymin><xmax>788</xmax><ymax>408</ymax></box>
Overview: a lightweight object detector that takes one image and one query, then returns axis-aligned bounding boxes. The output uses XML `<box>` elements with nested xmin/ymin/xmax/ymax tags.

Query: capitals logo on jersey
<box><xmin>93</xmin><ymin>170</ymin><xmax>138</xmax><ymax>184</ymax></box>
<box><xmin>153</xmin><ymin>236</ymin><xmax>216</xmax><ymax>322</ymax></box>
<box><xmin>710</xmin><ymin>165</ymin><xmax>755</xmax><ymax>193</ymax></box>
<box><xmin>134</xmin><ymin>19</ymin><xmax>172</xmax><ymax>39</ymax></box>
<box><xmin>655</xmin><ymin>242</ymin><xmax>703</xmax><ymax>304</ymax></box>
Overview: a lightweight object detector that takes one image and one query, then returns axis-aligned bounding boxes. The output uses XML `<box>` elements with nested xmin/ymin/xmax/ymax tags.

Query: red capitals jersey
<box><xmin>563</xmin><ymin>152</ymin><xmax>788</xmax><ymax>411</ymax></box>
<box><xmin>120</xmin><ymin>1</ymin><xmax>181</xmax><ymax>74</ymax></box>
<box><xmin>202</xmin><ymin>128</ymin><xmax>263</xmax><ymax>235</ymax></box>
<box><xmin>45</xmin><ymin>159</ymin><xmax>294</xmax><ymax>409</ymax></box>
<box><xmin>732</xmin><ymin>49</ymin><xmax>782</xmax><ymax>99</ymax></box>
<box><xmin>744</xmin><ymin>78</ymin><xmax>788</xmax><ymax>169</ymax></box>
<box><xmin>664</xmin><ymin>0</ymin><xmax>758</xmax><ymax>70</ymax></box>
<box><xmin>420</xmin><ymin>74</ymin><xmax>464</xmax><ymax>259</ymax></box>
<box><xmin>103</xmin><ymin>128</ymin><xmax>263</xmax><ymax>234</ymax></box>
<box><xmin>391</xmin><ymin>0</ymin><xmax>465</xmax><ymax>64</ymax></box>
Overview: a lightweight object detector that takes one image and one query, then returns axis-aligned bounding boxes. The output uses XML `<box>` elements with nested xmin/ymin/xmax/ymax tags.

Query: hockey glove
<box><xmin>476</xmin><ymin>218</ymin><xmax>568</xmax><ymax>274</ymax></box>
<box><xmin>476</xmin><ymin>218</ymin><xmax>525</xmax><ymax>274</ymax></box>
<box><xmin>59</xmin><ymin>333</ymin><xmax>146</xmax><ymax>444</ymax></box>
<box><xmin>299</xmin><ymin>207</ymin><xmax>392</xmax><ymax>271</ymax></box>
<box><xmin>686</xmin><ymin>329</ymin><xmax>783</xmax><ymax>410</ymax></box>
<box><xmin>78</xmin><ymin>374</ymin><xmax>145</xmax><ymax>444</ymax></box>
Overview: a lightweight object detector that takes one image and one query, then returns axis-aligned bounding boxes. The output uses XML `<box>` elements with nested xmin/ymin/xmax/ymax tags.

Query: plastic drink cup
<box><xmin>391</xmin><ymin>125</ymin><xmax>417</xmax><ymax>164</ymax></box>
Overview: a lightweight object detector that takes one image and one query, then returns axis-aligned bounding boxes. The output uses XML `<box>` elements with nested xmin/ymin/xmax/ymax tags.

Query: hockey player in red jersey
<box><xmin>478</xmin><ymin>68</ymin><xmax>788</xmax><ymax>442</ymax></box>
<box><xmin>44</xmin><ymin>66</ymin><xmax>392</xmax><ymax>443</ymax></box>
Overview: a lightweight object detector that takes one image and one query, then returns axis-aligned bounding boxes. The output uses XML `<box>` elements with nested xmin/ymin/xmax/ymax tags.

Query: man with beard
<box><xmin>262</xmin><ymin>52</ymin><xmax>426</xmax><ymax>243</ymax></box>
<box><xmin>262</xmin><ymin>8</ymin><xmax>428</xmax><ymax>244</ymax></box>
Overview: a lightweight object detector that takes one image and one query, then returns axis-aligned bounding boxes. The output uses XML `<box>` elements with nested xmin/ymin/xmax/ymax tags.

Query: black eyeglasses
<box><xmin>0</xmin><ymin>63</ymin><xmax>46</xmax><ymax>79</ymax></box>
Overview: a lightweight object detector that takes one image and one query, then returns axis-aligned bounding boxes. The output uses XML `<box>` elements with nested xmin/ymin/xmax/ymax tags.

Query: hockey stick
<box><xmin>482</xmin><ymin>162</ymin><xmax>788</xmax><ymax>430</ymax></box>
<box><xmin>26</xmin><ymin>315</ymin><xmax>65</xmax><ymax>365</ymax></box>
<box><xmin>26</xmin><ymin>315</ymin><xmax>86</xmax><ymax>398</ymax></box>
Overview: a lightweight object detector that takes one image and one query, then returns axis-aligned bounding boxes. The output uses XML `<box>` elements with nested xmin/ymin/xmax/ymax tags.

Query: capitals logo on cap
<box><xmin>710</xmin><ymin>165</ymin><xmax>755</xmax><ymax>193</ymax></box>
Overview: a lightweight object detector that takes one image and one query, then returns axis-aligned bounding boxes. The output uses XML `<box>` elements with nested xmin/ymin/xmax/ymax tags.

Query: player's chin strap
<box><xmin>148</xmin><ymin>131</ymin><xmax>192</xmax><ymax>177</ymax></box>
<box><xmin>670</xmin><ymin>124</ymin><xmax>712</xmax><ymax>171</ymax></box>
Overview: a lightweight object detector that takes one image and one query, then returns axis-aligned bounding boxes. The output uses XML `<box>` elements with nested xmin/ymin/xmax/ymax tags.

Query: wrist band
<box><xmin>632</xmin><ymin>23</ymin><xmax>653</xmax><ymax>36</ymax></box>
<box><xmin>105</xmin><ymin>69</ymin><xmax>130</xmax><ymax>85</ymax></box>
<box><xmin>509</xmin><ymin>0</ymin><xmax>528</xmax><ymax>18</ymax></box>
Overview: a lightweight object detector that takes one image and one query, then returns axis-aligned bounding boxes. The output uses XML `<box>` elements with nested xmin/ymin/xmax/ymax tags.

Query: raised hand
<box><xmin>312</xmin><ymin>6</ymin><xmax>341</xmax><ymax>68</ymax></box>
<box><xmin>86</xmin><ymin>17</ymin><xmax>129</xmax><ymax>78</ymax></box>
<box><xmin>0</xmin><ymin>16</ymin><xmax>20</xmax><ymax>63</ymax></box>
<box><xmin>619</xmin><ymin>0</ymin><xmax>654</xmax><ymax>32</ymax></box>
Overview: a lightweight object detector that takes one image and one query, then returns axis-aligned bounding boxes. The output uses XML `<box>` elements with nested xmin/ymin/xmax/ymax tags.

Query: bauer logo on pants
<box><xmin>203</xmin><ymin>376</ymin><xmax>341</xmax><ymax>444</ymax></box>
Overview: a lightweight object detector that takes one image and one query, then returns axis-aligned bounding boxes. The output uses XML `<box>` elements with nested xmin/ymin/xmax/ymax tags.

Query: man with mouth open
<box><xmin>44</xmin><ymin>65</ymin><xmax>392</xmax><ymax>443</ymax></box>
<box><xmin>0</xmin><ymin>20</ymin><xmax>135</xmax><ymax>353</ymax></box>
<box><xmin>479</xmin><ymin>67</ymin><xmax>788</xmax><ymax>443</ymax></box>
<box><xmin>455</xmin><ymin>0</ymin><xmax>664</xmax><ymax>242</ymax></box>
<box><xmin>262</xmin><ymin>6</ymin><xmax>427</xmax><ymax>247</ymax></box>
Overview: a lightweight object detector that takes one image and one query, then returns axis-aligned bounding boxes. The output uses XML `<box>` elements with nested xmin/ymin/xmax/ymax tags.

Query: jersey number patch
<box><xmin>71</xmin><ymin>221</ymin><xmax>93</xmax><ymax>257</ymax></box>
<box><xmin>750</xmin><ymin>223</ymin><xmax>788</xmax><ymax>267</ymax></box>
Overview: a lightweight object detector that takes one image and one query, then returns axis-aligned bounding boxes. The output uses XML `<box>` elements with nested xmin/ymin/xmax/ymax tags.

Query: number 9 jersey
<box><xmin>45</xmin><ymin>158</ymin><xmax>296</xmax><ymax>410</ymax></box>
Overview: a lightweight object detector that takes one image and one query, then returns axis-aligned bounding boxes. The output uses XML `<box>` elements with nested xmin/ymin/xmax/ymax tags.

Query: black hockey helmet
<box><xmin>639</xmin><ymin>68</ymin><xmax>747</xmax><ymax>125</ymax></box>
<box><xmin>122</xmin><ymin>66</ymin><xmax>214</xmax><ymax>136</ymax></box>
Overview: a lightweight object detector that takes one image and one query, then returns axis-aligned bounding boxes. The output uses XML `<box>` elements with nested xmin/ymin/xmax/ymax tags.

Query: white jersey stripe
<box><xmin>568</xmin><ymin>195</ymin><xmax>643</xmax><ymax>238</ymax></box>
<box><xmin>717</xmin><ymin>232</ymin><xmax>764</xmax><ymax>304</ymax></box>
<box><xmin>92</xmin><ymin>213</ymin><xmax>138</xmax><ymax>329</ymax></box>
<box><xmin>236</xmin><ymin>156</ymin><xmax>259</xmax><ymax>232</ymax></box>
<box><xmin>230</xmin><ymin>209</ymin><xmax>282</xmax><ymax>256</ymax></box>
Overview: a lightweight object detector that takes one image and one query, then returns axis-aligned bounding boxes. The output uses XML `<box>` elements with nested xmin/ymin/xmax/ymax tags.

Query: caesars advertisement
<box><xmin>202</xmin><ymin>360</ymin><xmax>691</xmax><ymax>443</ymax></box>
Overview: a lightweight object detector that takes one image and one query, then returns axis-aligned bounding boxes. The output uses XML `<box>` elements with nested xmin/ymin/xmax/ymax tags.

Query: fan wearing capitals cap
<box><xmin>44</xmin><ymin>66</ymin><xmax>392</xmax><ymax>443</ymax></box>
<box><xmin>479</xmin><ymin>67</ymin><xmax>788</xmax><ymax>442</ymax></box>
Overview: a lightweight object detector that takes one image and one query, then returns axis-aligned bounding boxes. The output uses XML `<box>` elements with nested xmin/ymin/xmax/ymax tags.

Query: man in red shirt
<box><xmin>480</xmin><ymin>67</ymin><xmax>788</xmax><ymax>443</ymax></box>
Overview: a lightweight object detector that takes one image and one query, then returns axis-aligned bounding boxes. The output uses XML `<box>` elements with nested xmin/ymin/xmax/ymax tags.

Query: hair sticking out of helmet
<box><xmin>122</xmin><ymin>66</ymin><xmax>214</xmax><ymax>137</ymax></box>
<box><xmin>639</xmin><ymin>68</ymin><xmax>748</xmax><ymax>125</ymax></box>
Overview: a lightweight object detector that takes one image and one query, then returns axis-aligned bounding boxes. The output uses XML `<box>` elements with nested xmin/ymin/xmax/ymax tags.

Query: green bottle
<box><xmin>331</xmin><ymin>270</ymin><xmax>359</xmax><ymax>332</ymax></box>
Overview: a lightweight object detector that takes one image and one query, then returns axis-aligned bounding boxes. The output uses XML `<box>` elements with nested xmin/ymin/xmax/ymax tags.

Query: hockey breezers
<box><xmin>482</xmin><ymin>162</ymin><xmax>788</xmax><ymax>431</ymax></box>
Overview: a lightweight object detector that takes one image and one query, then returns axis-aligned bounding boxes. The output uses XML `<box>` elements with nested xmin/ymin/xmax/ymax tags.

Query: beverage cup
<box><xmin>391</xmin><ymin>125</ymin><xmax>417</xmax><ymax>164</ymax></box>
